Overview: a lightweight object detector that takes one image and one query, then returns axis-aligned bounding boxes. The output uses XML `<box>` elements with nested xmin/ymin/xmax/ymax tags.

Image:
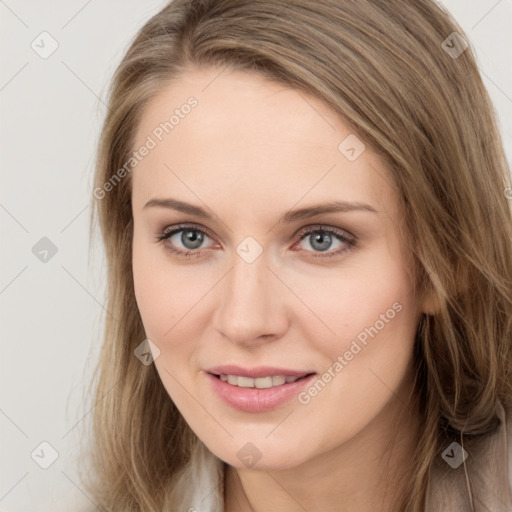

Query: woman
<box><xmin>83</xmin><ymin>1</ymin><xmax>512</xmax><ymax>510</ymax></box>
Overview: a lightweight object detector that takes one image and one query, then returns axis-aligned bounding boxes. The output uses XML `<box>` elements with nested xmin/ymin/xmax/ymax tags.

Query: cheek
<box><xmin>290</xmin><ymin>249</ymin><xmax>417</xmax><ymax>358</ymax></box>
<box><xmin>132</xmin><ymin>241</ymin><xmax>210</xmax><ymax>426</ymax></box>
<box><xmin>132</xmin><ymin>235</ymin><xmax>216</xmax><ymax>365</ymax></box>
<box><xmin>296</xmin><ymin>252</ymin><xmax>419</xmax><ymax>423</ymax></box>
<box><xmin>132</xmin><ymin>242</ymin><xmax>198</xmax><ymax>404</ymax></box>
<box><xmin>132</xmin><ymin>235</ymin><xmax>187</xmax><ymax>341</ymax></box>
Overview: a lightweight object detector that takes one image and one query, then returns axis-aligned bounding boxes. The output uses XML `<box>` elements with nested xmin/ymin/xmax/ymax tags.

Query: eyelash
<box><xmin>154</xmin><ymin>223</ymin><xmax>357</xmax><ymax>260</ymax></box>
<box><xmin>156</xmin><ymin>224</ymin><xmax>357</xmax><ymax>259</ymax></box>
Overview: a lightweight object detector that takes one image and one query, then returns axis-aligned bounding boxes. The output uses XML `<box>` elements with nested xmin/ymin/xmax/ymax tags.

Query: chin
<box><xmin>209</xmin><ymin>441</ymin><xmax>311</xmax><ymax>472</ymax></box>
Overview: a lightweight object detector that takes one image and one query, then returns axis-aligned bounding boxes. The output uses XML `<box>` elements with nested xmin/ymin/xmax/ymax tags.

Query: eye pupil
<box><xmin>311</xmin><ymin>232</ymin><xmax>332</xmax><ymax>252</ymax></box>
<box><xmin>182</xmin><ymin>230</ymin><xmax>204</xmax><ymax>249</ymax></box>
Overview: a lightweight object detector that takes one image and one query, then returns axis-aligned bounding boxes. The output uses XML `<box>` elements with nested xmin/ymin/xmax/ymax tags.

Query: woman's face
<box><xmin>131</xmin><ymin>66</ymin><xmax>432</xmax><ymax>470</ymax></box>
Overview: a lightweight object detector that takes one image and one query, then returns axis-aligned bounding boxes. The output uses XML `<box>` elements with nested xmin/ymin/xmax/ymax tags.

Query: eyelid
<box><xmin>294</xmin><ymin>223</ymin><xmax>356</xmax><ymax>242</ymax></box>
<box><xmin>159</xmin><ymin>223</ymin><xmax>216</xmax><ymax>242</ymax></box>
<box><xmin>156</xmin><ymin>223</ymin><xmax>218</xmax><ymax>251</ymax></box>
<box><xmin>156</xmin><ymin>222</ymin><xmax>357</xmax><ymax>258</ymax></box>
<box><xmin>158</xmin><ymin>222</ymin><xmax>355</xmax><ymax>241</ymax></box>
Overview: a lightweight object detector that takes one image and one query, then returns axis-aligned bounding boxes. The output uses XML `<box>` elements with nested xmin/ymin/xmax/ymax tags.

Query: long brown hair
<box><xmin>82</xmin><ymin>1</ymin><xmax>512</xmax><ymax>510</ymax></box>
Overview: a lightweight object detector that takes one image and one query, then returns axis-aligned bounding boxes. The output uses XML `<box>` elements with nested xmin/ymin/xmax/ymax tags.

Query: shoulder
<box><xmin>425</xmin><ymin>402</ymin><xmax>512</xmax><ymax>511</ymax></box>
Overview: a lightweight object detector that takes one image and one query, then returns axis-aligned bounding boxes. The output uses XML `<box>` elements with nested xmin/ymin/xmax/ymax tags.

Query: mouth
<box><xmin>209</xmin><ymin>372</ymin><xmax>316</xmax><ymax>389</ymax></box>
<box><xmin>206</xmin><ymin>368</ymin><xmax>318</xmax><ymax>412</ymax></box>
<box><xmin>206</xmin><ymin>364</ymin><xmax>316</xmax><ymax>390</ymax></box>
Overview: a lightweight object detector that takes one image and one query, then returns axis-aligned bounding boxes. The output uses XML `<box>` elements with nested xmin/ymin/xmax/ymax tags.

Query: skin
<box><xmin>130</xmin><ymin>65</ymin><xmax>437</xmax><ymax>512</ymax></box>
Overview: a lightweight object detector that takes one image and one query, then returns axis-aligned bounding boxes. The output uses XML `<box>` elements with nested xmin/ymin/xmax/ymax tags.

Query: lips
<box><xmin>206</xmin><ymin>370</ymin><xmax>317</xmax><ymax>412</ymax></box>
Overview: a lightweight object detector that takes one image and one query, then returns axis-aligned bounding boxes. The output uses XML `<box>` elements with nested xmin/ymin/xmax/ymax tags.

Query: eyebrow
<box><xmin>143</xmin><ymin>197</ymin><xmax>377</xmax><ymax>224</ymax></box>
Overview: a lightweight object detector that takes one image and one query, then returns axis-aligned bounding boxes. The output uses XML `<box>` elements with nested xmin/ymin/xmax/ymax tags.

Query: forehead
<box><xmin>131</xmin><ymin>66</ymin><xmax>397</xmax><ymax>219</ymax></box>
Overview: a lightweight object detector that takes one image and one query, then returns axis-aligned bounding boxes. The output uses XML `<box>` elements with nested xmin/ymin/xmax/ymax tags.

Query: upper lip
<box><xmin>207</xmin><ymin>365</ymin><xmax>315</xmax><ymax>378</ymax></box>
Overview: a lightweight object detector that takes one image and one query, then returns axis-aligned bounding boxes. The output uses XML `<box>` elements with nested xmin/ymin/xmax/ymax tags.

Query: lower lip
<box><xmin>206</xmin><ymin>372</ymin><xmax>317</xmax><ymax>413</ymax></box>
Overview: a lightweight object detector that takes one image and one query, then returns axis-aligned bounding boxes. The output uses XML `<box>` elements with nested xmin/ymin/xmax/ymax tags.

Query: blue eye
<box><xmin>156</xmin><ymin>225</ymin><xmax>215</xmax><ymax>258</ymax></box>
<box><xmin>294</xmin><ymin>227</ymin><xmax>356</xmax><ymax>258</ymax></box>
<box><xmin>156</xmin><ymin>224</ymin><xmax>356</xmax><ymax>259</ymax></box>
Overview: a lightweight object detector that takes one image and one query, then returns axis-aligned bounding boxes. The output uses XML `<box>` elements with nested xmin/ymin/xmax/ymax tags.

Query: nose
<box><xmin>211</xmin><ymin>251</ymin><xmax>289</xmax><ymax>347</ymax></box>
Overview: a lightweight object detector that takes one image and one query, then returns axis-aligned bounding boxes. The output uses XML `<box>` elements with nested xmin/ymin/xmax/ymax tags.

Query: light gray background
<box><xmin>1</xmin><ymin>1</ymin><xmax>511</xmax><ymax>510</ymax></box>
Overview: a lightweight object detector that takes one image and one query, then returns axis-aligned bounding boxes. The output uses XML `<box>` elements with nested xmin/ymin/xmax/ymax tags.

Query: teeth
<box><xmin>218</xmin><ymin>374</ymin><xmax>305</xmax><ymax>388</ymax></box>
<box><xmin>272</xmin><ymin>376</ymin><xmax>286</xmax><ymax>386</ymax></box>
<box><xmin>238</xmin><ymin>376</ymin><xmax>255</xmax><ymax>388</ymax></box>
